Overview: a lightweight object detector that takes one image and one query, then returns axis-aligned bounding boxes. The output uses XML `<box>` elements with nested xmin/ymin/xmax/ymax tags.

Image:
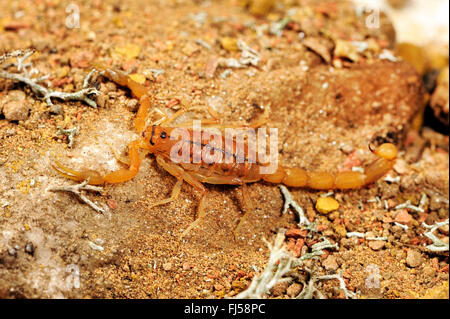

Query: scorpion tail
<box><xmin>262</xmin><ymin>143</ymin><xmax>398</xmax><ymax>190</ymax></box>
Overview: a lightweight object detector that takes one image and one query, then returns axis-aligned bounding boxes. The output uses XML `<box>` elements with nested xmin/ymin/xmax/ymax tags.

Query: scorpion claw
<box><xmin>52</xmin><ymin>160</ymin><xmax>105</xmax><ymax>185</ymax></box>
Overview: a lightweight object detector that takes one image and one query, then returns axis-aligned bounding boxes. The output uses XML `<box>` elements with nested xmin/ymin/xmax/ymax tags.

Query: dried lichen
<box><xmin>0</xmin><ymin>49</ymin><xmax>100</xmax><ymax>108</ymax></box>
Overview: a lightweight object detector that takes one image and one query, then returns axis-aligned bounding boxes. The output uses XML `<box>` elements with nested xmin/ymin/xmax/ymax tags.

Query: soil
<box><xmin>0</xmin><ymin>0</ymin><xmax>448</xmax><ymax>299</ymax></box>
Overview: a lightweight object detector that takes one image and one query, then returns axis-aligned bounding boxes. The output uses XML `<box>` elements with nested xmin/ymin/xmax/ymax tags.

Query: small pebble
<box><xmin>107</xmin><ymin>199</ymin><xmax>118</xmax><ymax>210</ymax></box>
<box><xmin>126</xmin><ymin>99</ymin><xmax>139</xmax><ymax>112</ymax></box>
<box><xmin>6</xmin><ymin>90</ymin><xmax>26</xmax><ymax>101</ymax></box>
<box><xmin>333</xmin><ymin>224</ymin><xmax>347</xmax><ymax>237</ymax></box>
<box><xmin>394</xmin><ymin>209</ymin><xmax>412</xmax><ymax>225</ymax></box>
<box><xmin>96</xmin><ymin>94</ymin><xmax>108</xmax><ymax>108</ymax></box>
<box><xmin>316</xmin><ymin>197</ymin><xmax>339</xmax><ymax>214</ymax></box>
<box><xmin>270</xmin><ymin>280</ymin><xmax>289</xmax><ymax>296</ymax></box>
<box><xmin>3</xmin><ymin>100</ymin><xmax>30</xmax><ymax>121</ymax></box>
<box><xmin>406</xmin><ymin>249</ymin><xmax>422</xmax><ymax>268</ymax></box>
<box><xmin>423</xmin><ymin>265</ymin><xmax>436</xmax><ymax>278</ymax></box>
<box><xmin>49</xmin><ymin>104</ymin><xmax>64</xmax><ymax>115</ymax></box>
<box><xmin>393</xmin><ymin>159</ymin><xmax>409</xmax><ymax>175</ymax></box>
<box><xmin>25</xmin><ymin>242</ymin><xmax>35</xmax><ymax>255</ymax></box>
<box><xmin>286</xmin><ymin>283</ymin><xmax>303</xmax><ymax>297</ymax></box>
<box><xmin>368</xmin><ymin>240</ymin><xmax>385</xmax><ymax>251</ymax></box>
<box><xmin>163</xmin><ymin>262</ymin><xmax>173</xmax><ymax>271</ymax></box>
<box><xmin>220</xmin><ymin>37</ymin><xmax>238</xmax><ymax>52</ymax></box>
<box><xmin>8</xmin><ymin>247</ymin><xmax>17</xmax><ymax>257</ymax></box>
<box><xmin>322</xmin><ymin>255</ymin><xmax>339</xmax><ymax>271</ymax></box>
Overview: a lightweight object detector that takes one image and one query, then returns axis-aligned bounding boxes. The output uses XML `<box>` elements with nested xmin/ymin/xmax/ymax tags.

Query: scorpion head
<box><xmin>142</xmin><ymin>125</ymin><xmax>171</xmax><ymax>152</ymax></box>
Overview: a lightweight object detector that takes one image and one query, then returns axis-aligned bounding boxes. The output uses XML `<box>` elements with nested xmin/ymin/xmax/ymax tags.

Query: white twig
<box><xmin>235</xmin><ymin>231</ymin><xmax>346</xmax><ymax>299</ymax></box>
<box><xmin>0</xmin><ymin>50</ymin><xmax>99</xmax><ymax>107</ymax></box>
<box><xmin>279</xmin><ymin>185</ymin><xmax>311</xmax><ymax>226</ymax></box>
<box><xmin>422</xmin><ymin>219</ymin><xmax>449</xmax><ymax>252</ymax></box>
<box><xmin>234</xmin><ymin>231</ymin><xmax>292</xmax><ymax>299</ymax></box>
<box><xmin>49</xmin><ymin>179</ymin><xmax>106</xmax><ymax>214</ymax></box>
<box><xmin>0</xmin><ymin>49</ymin><xmax>34</xmax><ymax>64</ymax></box>
<box><xmin>56</xmin><ymin>126</ymin><xmax>78</xmax><ymax>148</ymax></box>
<box><xmin>292</xmin><ymin>237</ymin><xmax>338</xmax><ymax>267</ymax></box>
<box><xmin>394</xmin><ymin>200</ymin><xmax>424</xmax><ymax>213</ymax></box>
<box><xmin>297</xmin><ymin>271</ymin><xmax>356</xmax><ymax>299</ymax></box>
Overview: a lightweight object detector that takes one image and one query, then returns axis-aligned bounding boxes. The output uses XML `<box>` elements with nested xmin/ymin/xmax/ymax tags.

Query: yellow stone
<box><xmin>249</xmin><ymin>0</ymin><xmax>275</xmax><ymax>16</ymax></box>
<box><xmin>220</xmin><ymin>37</ymin><xmax>238</xmax><ymax>52</ymax></box>
<box><xmin>129</xmin><ymin>73</ymin><xmax>146</xmax><ymax>84</ymax></box>
<box><xmin>112</xmin><ymin>16</ymin><xmax>125</xmax><ymax>28</ymax></box>
<box><xmin>421</xmin><ymin>281</ymin><xmax>449</xmax><ymax>299</ymax></box>
<box><xmin>396</xmin><ymin>42</ymin><xmax>428</xmax><ymax>74</ymax></box>
<box><xmin>333</xmin><ymin>224</ymin><xmax>347</xmax><ymax>237</ymax></box>
<box><xmin>334</xmin><ymin>40</ymin><xmax>360</xmax><ymax>62</ymax></box>
<box><xmin>316</xmin><ymin>197</ymin><xmax>339</xmax><ymax>214</ymax></box>
<box><xmin>115</xmin><ymin>44</ymin><xmax>141</xmax><ymax>59</ymax></box>
<box><xmin>56</xmin><ymin>66</ymin><xmax>69</xmax><ymax>78</ymax></box>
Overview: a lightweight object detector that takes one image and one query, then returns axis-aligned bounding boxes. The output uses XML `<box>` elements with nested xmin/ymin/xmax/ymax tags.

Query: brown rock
<box><xmin>286</xmin><ymin>283</ymin><xmax>303</xmax><ymax>297</ymax></box>
<box><xmin>270</xmin><ymin>280</ymin><xmax>290</xmax><ymax>297</ymax></box>
<box><xmin>285</xmin><ymin>228</ymin><xmax>308</xmax><ymax>238</ymax></box>
<box><xmin>302</xmin><ymin>37</ymin><xmax>333</xmax><ymax>63</ymax></box>
<box><xmin>2</xmin><ymin>100</ymin><xmax>29</xmax><ymax>121</ymax></box>
<box><xmin>6</xmin><ymin>90</ymin><xmax>26</xmax><ymax>101</ymax></box>
<box><xmin>395</xmin><ymin>209</ymin><xmax>412</xmax><ymax>225</ymax></box>
<box><xmin>439</xmin><ymin>224</ymin><xmax>449</xmax><ymax>235</ymax></box>
<box><xmin>368</xmin><ymin>240</ymin><xmax>385</xmax><ymax>251</ymax></box>
<box><xmin>162</xmin><ymin>262</ymin><xmax>173</xmax><ymax>271</ymax></box>
<box><xmin>322</xmin><ymin>255</ymin><xmax>339</xmax><ymax>271</ymax></box>
<box><xmin>293</xmin><ymin>238</ymin><xmax>305</xmax><ymax>258</ymax></box>
<box><xmin>406</xmin><ymin>249</ymin><xmax>422</xmax><ymax>268</ymax></box>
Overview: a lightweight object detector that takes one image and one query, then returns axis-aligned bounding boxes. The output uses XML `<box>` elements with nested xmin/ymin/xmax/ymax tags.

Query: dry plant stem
<box><xmin>292</xmin><ymin>237</ymin><xmax>339</xmax><ymax>267</ymax></box>
<box><xmin>296</xmin><ymin>270</ymin><xmax>356</xmax><ymax>299</ymax></box>
<box><xmin>0</xmin><ymin>50</ymin><xmax>99</xmax><ymax>108</ymax></box>
<box><xmin>422</xmin><ymin>219</ymin><xmax>449</xmax><ymax>252</ymax></box>
<box><xmin>234</xmin><ymin>231</ymin><xmax>292</xmax><ymax>299</ymax></box>
<box><xmin>0</xmin><ymin>70</ymin><xmax>99</xmax><ymax>107</ymax></box>
<box><xmin>279</xmin><ymin>185</ymin><xmax>311</xmax><ymax>226</ymax></box>
<box><xmin>235</xmin><ymin>231</ymin><xmax>346</xmax><ymax>299</ymax></box>
<box><xmin>0</xmin><ymin>49</ymin><xmax>34</xmax><ymax>64</ymax></box>
<box><xmin>49</xmin><ymin>179</ymin><xmax>106</xmax><ymax>214</ymax></box>
<box><xmin>57</xmin><ymin>126</ymin><xmax>78</xmax><ymax>148</ymax></box>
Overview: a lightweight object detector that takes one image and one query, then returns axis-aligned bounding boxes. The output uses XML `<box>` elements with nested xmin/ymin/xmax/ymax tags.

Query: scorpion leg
<box><xmin>234</xmin><ymin>182</ymin><xmax>255</xmax><ymax>238</ymax></box>
<box><xmin>149</xmin><ymin>178</ymin><xmax>183</xmax><ymax>209</ymax></box>
<box><xmin>155</xmin><ymin>156</ymin><xmax>208</xmax><ymax>237</ymax></box>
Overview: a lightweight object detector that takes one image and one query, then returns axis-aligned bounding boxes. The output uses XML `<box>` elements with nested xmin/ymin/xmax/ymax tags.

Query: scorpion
<box><xmin>53</xmin><ymin>65</ymin><xmax>398</xmax><ymax>236</ymax></box>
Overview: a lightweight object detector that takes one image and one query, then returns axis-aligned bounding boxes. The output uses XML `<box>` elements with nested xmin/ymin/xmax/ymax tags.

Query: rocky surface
<box><xmin>0</xmin><ymin>0</ymin><xmax>448</xmax><ymax>299</ymax></box>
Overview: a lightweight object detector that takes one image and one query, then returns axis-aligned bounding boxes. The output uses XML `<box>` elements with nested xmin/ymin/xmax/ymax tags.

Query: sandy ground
<box><xmin>0</xmin><ymin>0</ymin><xmax>448</xmax><ymax>299</ymax></box>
